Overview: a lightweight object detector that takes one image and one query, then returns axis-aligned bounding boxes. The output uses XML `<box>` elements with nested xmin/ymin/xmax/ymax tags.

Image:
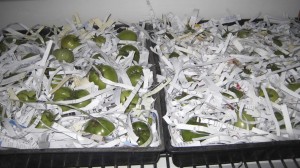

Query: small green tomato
<box><xmin>61</xmin><ymin>34</ymin><xmax>81</xmax><ymax>50</ymax></box>
<box><xmin>126</xmin><ymin>65</ymin><xmax>143</xmax><ymax>86</ymax></box>
<box><xmin>53</xmin><ymin>48</ymin><xmax>74</xmax><ymax>63</ymax></box>
<box><xmin>84</xmin><ymin>117</ymin><xmax>115</xmax><ymax>136</ymax></box>
<box><xmin>88</xmin><ymin>64</ymin><xmax>118</xmax><ymax>90</ymax></box>
<box><xmin>117</xmin><ymin>30</ymin><xmax>137</xmax><ymax>41</ymax></box>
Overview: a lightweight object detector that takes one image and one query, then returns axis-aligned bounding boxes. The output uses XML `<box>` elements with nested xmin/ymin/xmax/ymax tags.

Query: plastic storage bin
<box><xmin>153</xmin><ymin>18</ymin><xmax>300</xmax><ymax>167</ymax></box>
<box><xmin>0</xmin><ymin>24</ymin><xmax>165</xmax><ymax>168</ymax></box>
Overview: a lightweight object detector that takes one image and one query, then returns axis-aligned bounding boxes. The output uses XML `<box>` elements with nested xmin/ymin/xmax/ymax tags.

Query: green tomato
<box><xmin>51</xmin><ymin>75</ymin><xmax>63</xmax><ymax>88</ymax></box>
<box><xmin>93</xmin><ymin>35</ymin><xmax>106</xmax><ymax>46</ymax></box>
<box><xmin>237</xmin><ymin>29</ymin><xmax>251</xmax><ymax>38</ymax></box>
<box><xmin>287</xmin><ymin>83</ymin><xmax>300</xmax><ymax>91</ymax></box>
<box><xmin>17</xmin><ymin>90</ymin><xmax>37</xmax><ymax>102</ymax></box>
<box><xmin>88</xmin><ymin>64</ymin><xmax>118</xmax><ymax>90</ymax></box>
<box><xmin>53</xmin><ymin>87</ymin><xmax>91</xmax><ymax>111</ymax></box>
<box><xmin>0</xmin><ymin>42</ymin><xmax>7</xmax><ymax>53</ymax></box>
<box><xmin>117</xmin><ymin>30</ymin><xmax>137</xmax><ymax>41</ymax></box>
<box><xmin>234</xmin><ymin>112</ymin><xmax>255</xmax><ymax>130</ymax></box>
<box><xmin>120</xmin><ymin>90</ymin><xmax>139</xmax><ymax>113</ymax></box>
<box><xmin>273</xmin><ymin>36</ymin><xmax>282</xmax><ymax>47</ymax></box>
<box><xmin>35</xmin><ymin>111</ymin><xmax>56</xmax><ymax>129</ymax></box>
<box><xmin>53</xmin><ymin>87</ymin><xmax>73</xmax><ymax>101</ymax></box>
<box><xmin>118</xmin><ymin>45</ymin><xmax>140</xmax><ymax>62</ymax></box>
<box><xmin>228</xmin><ymin>87</ymin><xmax>244</xmax><ymax>99</ymax></box>
<box><xmin>181</xmin><ymin>117</ymin><xmax>209</xmax><ymax>142</ymax></box>
<box><xmin>126</xmin><ymin>65</ymin><xmax>143</xmax><ymax>86</ymax></box>
<box><xmin>243</xmin><ymin>67</ymin><xmax>252</xmax><ymax>74</ymax></box>
<box><xmin>61</xmin><ymin>34</ymin><xmax>81</xmax><ymax>50</ymax></box>
<box><xmin>169</xmin><ymin>52</ymin><xmax>180</xmax><ymax>58</ymax></box>
<box><xmin>92</xmin><ymin>53</ymin><xmax>103</xmax><ymax>59</ymax></box>
<box><xmin>53</xmin><ymin>48</ymin><xmax>74</xmax><ymax>63</ymax></box>
<box><xmin>84</xmin><ymin>117</ymin><xmax>115</xmax><ymax>136</ymax></box>
<box><xmin>258</xmin><ymin>87</ymin><xmax>279</xmax><ymax>102</ymax></box>
<box><xmin>266</xmin><ymin>63</ymin><xmax>280</xmax><ymax>72</ymax></box>
<box><xmin>132</xmin><ymin>121</ymin><xmax>151</xmax><ymax>146</ymax></box>
<box><xmin>72</xmin><ymin>90</ymin><xmax>91</xmax><ymax>108</ymax></box>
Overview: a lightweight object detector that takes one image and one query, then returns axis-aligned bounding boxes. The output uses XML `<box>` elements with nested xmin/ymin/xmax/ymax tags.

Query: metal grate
<box><xmin>81</xmin><ymin>154</ymin><xmax>300</xmax><ymax>168</ymax></box>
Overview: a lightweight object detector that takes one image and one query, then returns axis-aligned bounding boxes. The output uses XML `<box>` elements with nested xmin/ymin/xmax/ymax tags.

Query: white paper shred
<box><xmin>152</xmin><ymin>11</ymin><xmax>300</xmax><ymax>147</ymax></box>
<box><xmin>0</xmin><ymin>15</ymin><xmax>162</xmax><ymax>149</ymax></box>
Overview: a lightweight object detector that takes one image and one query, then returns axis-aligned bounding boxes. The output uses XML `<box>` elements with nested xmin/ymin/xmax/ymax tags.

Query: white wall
<box><xmin>0</xmin><ymin>0</ymin><xmax>299</xmax><ymax>28</ymax></box>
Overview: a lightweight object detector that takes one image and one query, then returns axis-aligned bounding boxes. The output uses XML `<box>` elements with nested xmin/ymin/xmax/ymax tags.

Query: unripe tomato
<box><xmin>169</xmin><ymin>52</ymin><xmax>180</xmax><ymax>58</ymax></box>
<box><xmin>93</xmin><ymin>35</ymin><xmax>106</xmax><ymax>46</ymax></box>
<box><xmin>258</xmin><ymin>87</ymin><xmax>279</xmax><ymax>102</ymax></box>
<box><xmin>88</xmin><ymin>64</ymin><xmax>118</xmax><ymax>90</ymax></box>
<box><xmin>17</xmin><ymin>90</ymin><xmax>37</xmax><ymax>102</ymax></box>
<box><xmin>84</xmin><ymin>117</ymin><xmax>115</xmax><ymax>136</ymax></box>
<box><xmin>53</xmin><ymin>48</ymin><xmax>74</xmax><ymax>63</ymax></box>
<box><xmin>35</xmin><ymin>111</ymin><xmax>56</xmax><ymax>129</ymax></box>
<box><xmin>120</xmin><ymin>90</ymin><xmax>139</xmax><ymax>113</ymax></box>
<box><xmin>234</xmin><ymin>112</ymin><xmax>255</xmax><ymax>130</ymax></box>
<box><xmin>73</xmin><ymin>89</ymin><xmax>91</xmax><ymax>108</ymax></box>
<box><xmin>181</xmin><ymin>117</ymin><xmax>208</xmax><ymax>142</ymax></box>
<box><xmin>117</xmin><ymin>30</ymin><xmax>137</xmax><ymax>41</ymax></box>
<box><xmin>118</xmin><ymin>45</ymin><xmax>140</xmax><ymax>62</ymax></box>
<box><xmin>287</xmin><ymin>83</ymin><xmax>300</xmax><ymax>91</ymax></box>
<box><xmin>237</xmin><ymin>29</ymin><xmax>251</xmax><ymax>38</ymax></box>
<box><xmin>132</xmin><ymin>121</ymin><xmax>151</xmax><ymax>146</ymax></box>
<box><xmin>61</xmin><ymin>34</ymin><xmax>81</xmax><ymax>50</ymax></box>
<box><xmin>126</xmin><ymin>65</ymin><xmax>143</xmax><ymax>86</ymax></box>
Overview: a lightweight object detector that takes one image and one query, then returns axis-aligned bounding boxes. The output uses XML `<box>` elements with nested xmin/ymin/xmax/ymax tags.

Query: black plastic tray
<box><xmin>150</xmin><ymin>19</ymin><xmax>300</xmax><ymax>167</ymax></box>
<box><xmin>0</xmin><ymin>27</ymin><xmax>165</xmax><ymax>168</ymax></box>
<box><xmin>160</xmin><ymin>86</ymin><xmax>300</xmax><ymax>166</ymax></box>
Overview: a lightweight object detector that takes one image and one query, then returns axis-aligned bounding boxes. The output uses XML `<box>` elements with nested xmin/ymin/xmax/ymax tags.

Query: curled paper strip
<box><xmin>152</xmin><ymin>12</ymin><xmax>300</xmax><ymax>147</ymax></box>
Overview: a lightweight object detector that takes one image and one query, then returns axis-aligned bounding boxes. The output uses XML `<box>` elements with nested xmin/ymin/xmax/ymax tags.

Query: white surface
<box><xmin>0</xmin><ymin>0</ymin><xmax>299</xmax><ymax>28</ymax></box>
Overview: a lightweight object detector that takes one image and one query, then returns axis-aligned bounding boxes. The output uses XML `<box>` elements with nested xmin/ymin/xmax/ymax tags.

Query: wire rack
<box><xmin>64</xmin><ymin>153</ymin><xmax>300</xmax><ymax>168</ymax></box>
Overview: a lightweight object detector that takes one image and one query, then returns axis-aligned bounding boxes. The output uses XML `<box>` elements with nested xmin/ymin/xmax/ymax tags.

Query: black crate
<box><xmin>0</xmin><ymin>27</ymin><xmax>165</xmax><ymax>168</ymax></box>
<box><xmin>150</xmin><ymin>18</ymin><xmax>300</xmax><ymax>166</ymax></box>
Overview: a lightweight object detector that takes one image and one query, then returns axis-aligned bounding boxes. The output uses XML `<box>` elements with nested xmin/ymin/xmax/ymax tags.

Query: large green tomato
<box><xmin>117</xmin><ymin>30</ymin><xmax>137</xmax><ymax>41</ymax></box>
<box><xmin>61</xmin><ymin>34</ymin><xmax>81</xmax><ymax>50</ymax></box>
<box><xmin>88</xmin><ymin>64</ymin><xmax>118</xmax><ymax>90</ymax></box>
<box><xmin>228</xmin><ymin>87</ymin><xmax>244</xmax><ymax>99</ymax></box>
<box><xmin>126</xmin><ymin>65</ymin><xmax>143</xmax><ymax>86</ymax></box>
<box><xmin>287</xmin><ymin>83</ymin><xmax>300</xmax><ymax>91</ymax></box>
<box><xmin>234</xmin><ymin>112</ymin><xmax>255</xmax><ymax>130</ymax></box>
<box><xmin>17</xmin><ymin>90</ymin><xmax>37</xmax><ymax>102</ymax></box>
<box><xmin>118</xmin><ymin>45</ymin><xmax>140</xmax><ymax>62</ymax></box>
<box><xmin>84</xmin><ymin>117</ymin><xmax>115</xmax><ymax>136</ymax></box>
<box><xmin>93</xmin><ymin>35</ymin><xmax>106</xmax><ymax>46</ymax></box>
<box><xmin>237</xmin><ymin>29</ymin><xmax>251</xmax><ymax>38</ymax></box>
<box><xmin>258</xmin><ymin>87</ymin><xmax>279</xmax><ymax>102</ymax></box>
<box><xmin>53</xmin><ymin>87</ymin><xmax>91</xmax><ymax>111</ymax></box>
<box><xmin>51</xmin><ymin>75</ymin><xmax>63</xmax><ymax>88</ymax></box>
<box><xmin>34</xmin><ymin>111</ymin><xmax>56</xmax><ymax>129</ymax></box>
<box><xmin>169</xmin><ymin>52</ymin><xmax>180</xmax><ymax>58</ymax></box>
<box><xmin>0</xmin><ymin>42</ymin><xmax>7</xmax><ymax>53</ymax></box>
<box><xmin>72</xmin><ymin>90</ymin><xmax>91</xmax><ymax>108</ymax></box>
<box><xmin>273</xmin><ymin>36</ymin><xmax>282</xmax><ymax>47</ymax></box>
<box><xmin>181</xmin><ymin>117</ymin><xmax>208</xmax><ymax>142</ymax></box>
<box><xmin>53</xmin><ymin>49</ymin><xmax>74</xmax><ymax>63</ymax></box>
<box><xmin>120</xmin><ymin>90</ymin><xmax>139</xmax><ymax>113</ymax></box>
<box><xmin>132</xmin><ymin>121</ymin><xmax>151</xmax><ymax>146</ymax></box>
